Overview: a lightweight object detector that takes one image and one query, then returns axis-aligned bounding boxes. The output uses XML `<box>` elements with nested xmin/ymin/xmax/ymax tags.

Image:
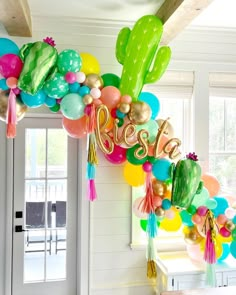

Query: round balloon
<box><xmin>104</xmin><ymin>144</ymin><xmax>127</xmax><ymax>164</ymax></box>
<box><xmin>201</xmin><ymin>173</ymin><xmax>220</xmax><ymax>197</ymax></box>
<box><xmin>0</xmin><ymin>54</ymin><xmax>23</xmax><ymax>78</ymax></box>
<box><xmin>123</xmin><ymin>162</ymin><xmax>145</xmax><ymax>186</ymax></box>
<box><xmin>20</xmin><ymin>89</ymin><xmax>46</xmax><ymax>108</ymax></box>
<box><xmin>126</xmin><ymin>144</ymin><xmax>148</xmax><ymax>166</ymax></box>
<box><xmin>102</xmin><ymin>73</ymin><xmax>120</xmax><ymax>88</ymax></box>
<box><xmin>44</xmin><ymin>73</ymin><xmax>69</xmax><ymax>98</ymax></box>
<box><xmin>100</xmin><ymin>86</ymin><xmax>121</xmax><ymax>109</ymax></box>
<box><xmin>80</xmin><ymin>52</ymin><xmax>100</xmax><ymax>75</ymax></box>
<box><xmin>62</xmin><ymin>115</ymin><xmax>87</xmax><ymax>138</ymax></box>
<box><xmin>60</xmin><ymin>93</ymin><xmax>85</xmax><ymax>120</ymax></box>
<box><xmin>152</xmin><ymin>158</ymin><xmax>171</xmax><ymax>181</ymax></box>
<box><xmin>0</xmin><ymin>38</ymin><xmax>19</xmax><ymax>57</ymax></box>
<box><xmin>57</xmin><ymin>49</ymin><xmax>82</xmax><ymax>74</ymax></box>
<box><xmin>138</xmin><ymin>92</ymin><xmax>160</xmax><ymax>119</ymax></box>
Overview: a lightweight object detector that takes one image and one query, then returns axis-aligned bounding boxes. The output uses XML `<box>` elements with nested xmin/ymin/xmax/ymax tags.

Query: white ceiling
<box><xmin>28</xmin><ymin>0</ymin><xmax>236</xmax><ymax>29</ymax></box>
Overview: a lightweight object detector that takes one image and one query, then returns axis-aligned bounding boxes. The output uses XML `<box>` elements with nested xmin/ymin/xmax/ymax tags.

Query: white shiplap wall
<box><xmin>1</xmin><ymin>16</ymin><xmax>236</xmax><ymax>295</ymax></box>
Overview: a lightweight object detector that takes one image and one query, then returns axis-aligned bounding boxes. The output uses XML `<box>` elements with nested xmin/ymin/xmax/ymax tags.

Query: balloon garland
<box><xmin>1</xmin><ymin>15</ymin><xmax>236</xmax><ymax>285</ymax></box>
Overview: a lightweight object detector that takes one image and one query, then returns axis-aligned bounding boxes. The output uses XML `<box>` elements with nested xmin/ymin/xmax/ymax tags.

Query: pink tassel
<box><xmin>138</xmin><ymin>172</ymin><xmax>155</xmax><ymax>214</ymax></box>
<box><xmin>85</xmin><ymin>103</ymin><xmax>96</xmax><ymax>134</ymax></box>
<box><xmin>87</xmin><ymin>179</ymin><xmax>97</xmax><ymax>201</ymax></box>
<box><xmin>204</xmin><ymin>229</ymin><xmax>216</xmax><ymax>264</ymax></box>
<box><xmin>6</xmin><ymin>89</ymin><xmax>17</xmax><ymax>138</ymax></box>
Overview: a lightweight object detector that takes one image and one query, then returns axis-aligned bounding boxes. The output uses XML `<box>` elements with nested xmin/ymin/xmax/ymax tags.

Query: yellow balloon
<box><xmin>160</xmin><ymin>211</ymin><xmax>182</xmax><ymax>232</ymax></box>
<box><xmin>216</xmin><ymin>234</ymin><xmax>232</xmax><ymax>244</ymax></box>
<box><xmin>80</xmin><ymin>52</ymin><xmax>100</xmax><ymax>75</ymax></box>
<box><xmin>123</xmin><ymin>162</ymin><xmax>145</xmax><ymax>187</ymax></box>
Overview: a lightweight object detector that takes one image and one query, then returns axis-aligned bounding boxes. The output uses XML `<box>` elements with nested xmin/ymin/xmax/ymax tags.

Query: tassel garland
<box><xmin>146</xmin><ymin>237</ymin><xmax>157</xmax><ymax>279</ymax></box>
<box><xmin>147</xmin><ymin>212</ymin><xmax>158</xmax><ymax>238</ymax></box>
<box><xmin>6</xmin><ymin>89</ymin><xmax>17</xmax><ymax>138</ymax></box>
<box><xmin>139</xmin><ymin>172</ymin><xmax>155</xmax><ymax>214</ymax></box>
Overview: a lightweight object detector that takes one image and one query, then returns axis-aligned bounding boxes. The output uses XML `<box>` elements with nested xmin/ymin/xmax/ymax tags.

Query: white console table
<box><xmin>156</xmin><ymin>252</ymin><xmax>236</xmax><ymax>295</ymax></box>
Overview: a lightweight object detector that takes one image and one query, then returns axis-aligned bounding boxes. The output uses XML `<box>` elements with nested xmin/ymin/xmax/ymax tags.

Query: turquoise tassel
<box><xmin>147</xmin><ymin>212</ymin><xmax>158</xmax><ymax>238</ymax></box>
<box><xmin>87</xmin><ymin>162</ymin><xmax>96</xmax><ymax>179</ymax></box>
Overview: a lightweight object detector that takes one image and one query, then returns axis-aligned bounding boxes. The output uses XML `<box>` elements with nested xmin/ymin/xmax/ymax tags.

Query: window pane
<box><xmin>226</xmin><ymin>98</ymin><xmax>236</xmax><ymax>151</ymax></box>
<box><xmin>25</xmin><ymin>129</ymin><xmax>46</xmax><ymax>178</ymax></box>
<box><xmin>47</xmin><ymin>129</ymin><xmax>67</xmax><ymax>178</ymax></box>
<box><xmin>209</xmin><ymin>154</ymin><xmax>236</xmax><ymax>195</ymax></box>
<box><xmin>209</xmin><ymin>97</ymin><xmax>224</xmax><ymax>151</ymax></box>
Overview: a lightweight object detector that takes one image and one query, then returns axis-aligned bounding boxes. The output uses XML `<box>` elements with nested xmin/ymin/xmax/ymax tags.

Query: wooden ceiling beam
<box><xmin>0</xmin><ymin>0</ymin><xmax>32</xmax><ymax>37</ymax></box>
<box><xmin>156</xmin><ymin>0</ymin><xmax>214</xmax><ymax>44</ymax></box>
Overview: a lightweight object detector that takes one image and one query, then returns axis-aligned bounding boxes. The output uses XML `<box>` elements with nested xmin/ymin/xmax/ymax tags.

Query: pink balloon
<box><xmin>219</xmin><ymin>226</ymin><xmax>231</xmax><ymax>238</ymax></box>
<box><xmin>0</xmin><ymin>54</ymin><xmax>23</xmax><ymax>78</ymax></box>
<box><xmin>133</xmin><ymin>197</ymin><xmax>148</xmax><ymax>219</ymax></box>
<box><xmin>104</xmin><ymin>143</ymin><xmax>127</xmax><ymax>164</ymax></box>
<box><xmin>100</xmin><ymin>86</ymin><xmax>121</xmax><ymax>109</ymax></box>
<box><xmin>186</xmin><ymin>244</ymin><xmax>204</xmax><ymax>262</ymax></box>
<box><xmin>201</xmin><ymin>173</ymin><xmax>220</xmax><ymax>197</ymax></box>
<box><xmin>165</xmin><ymin>209</ymin><xmax>175</xmax><ymax>219</ymax></box>
<box><xmin>65</xmin><ymin>72</ymin><xmax>77</xmax><ymax>84</ymax></box>
<box><xmin>217</xmin><ymin>214</ymin><xmax>227</xmax><ymax>225</ymax></box>
<box><xmin>62</xmin><ymin>115</ymin><xmax>87</xmax><ymax>138</ymax></box>
<box><xmin>153</xmin><ymin>196</ymin><xmax>163</xmax><ymax>208</ymax></box>
<box><xmin>192</xmin><ymin>213</ymin><xmax>202</xmax><ymax>225</ymax></box>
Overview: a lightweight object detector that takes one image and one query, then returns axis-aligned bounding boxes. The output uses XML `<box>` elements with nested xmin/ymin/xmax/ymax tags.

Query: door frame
<box><xmin>3</xmin><ymin>114</ymin><xmax>90</xmax><ymax>295</ymax></box>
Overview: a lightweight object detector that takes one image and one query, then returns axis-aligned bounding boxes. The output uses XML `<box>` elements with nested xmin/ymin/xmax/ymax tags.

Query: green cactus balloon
<box><xmin>116</xmin><ymin>15</ymin><xmax>171</xmax><ymax>102</ymax></box>
<box><xmin>18</xmin><ymin>41</ymin><xmax>58</xmax><ymax>95</ymax></box>
<box><xmin>171</xmin><ymin>153</ymin><xmax>203</xmax><ymax>209</ymax></box>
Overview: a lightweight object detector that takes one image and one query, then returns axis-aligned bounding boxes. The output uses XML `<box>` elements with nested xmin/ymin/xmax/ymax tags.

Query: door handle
<box><xmin>15</xmin><ymin>225</ymin><xmax>27</xmax><ymax>232</ymax></box>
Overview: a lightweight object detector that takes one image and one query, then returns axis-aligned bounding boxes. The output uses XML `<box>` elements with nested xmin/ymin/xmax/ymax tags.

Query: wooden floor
<box><xmin>161</xmin><ymin>286</ymin><xmax>236</xmax><ymax>295</ymax></box>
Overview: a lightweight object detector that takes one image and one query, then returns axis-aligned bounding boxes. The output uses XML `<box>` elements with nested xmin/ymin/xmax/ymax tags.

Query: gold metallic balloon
<box><xmin>184</xmin><ymin>226</ymin><xmax>203</xmax><ymax>245</ymax></box>
<box><xmin>128</xmin><ymin>101</ymin><xmax>151</xmax><ymax>125</ymax></box>
<box><xmin>118</xmin><ymin>102</ymin><xmax>130</xmax><ymax>114</ymax></box>
<box><xmin>157</xmin><ymin>118</ymin><xmax>174</xmax><ymax>138</ymax></box>
<box><xmin>155</xmin><ymin>207</ymin><xmax>165</xmax><ymax>217</ymax></box>
<box><xmin>0</xmin><ymin>90</ymin><xmax>27</xmax><ymax>122</ymax></box>
<box><xmin>83</xmin><ymin>94</ymin><xmax>93</xmax><ymax>105</ymax></box>
<box><xmin>83</xmin><ymin>73</ymin><xmax>104</xmax><ymax>89</ymax></box>
<box><xmin>225</xmin><ymin>220</ymin><xmax>235</xmax><ymax>232</ymax></box>
<box><xmin>152</xmin><ymin>179</ymin><xmax>166</xmax><ymax>196</ymax></box>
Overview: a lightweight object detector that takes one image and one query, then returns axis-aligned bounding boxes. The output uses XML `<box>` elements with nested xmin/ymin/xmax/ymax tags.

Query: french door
<box><xmin>12</xmin><ymin>117</ymin><xmax>78</xmax><ymax>295</ymax></box>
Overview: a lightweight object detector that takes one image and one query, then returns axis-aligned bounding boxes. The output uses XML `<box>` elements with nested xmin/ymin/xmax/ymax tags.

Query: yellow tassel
<box><xmin>147</xmin><ymin>260</ymin><xmax>157</xmax><ymax>279</ymax></box>
<box><xmin>88</xmin><ymin>134</ymin><xmax>98</xmax><ymax>165</ymax></box>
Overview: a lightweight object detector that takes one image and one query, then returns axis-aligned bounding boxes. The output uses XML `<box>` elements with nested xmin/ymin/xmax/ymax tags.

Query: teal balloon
<box><xmin>230</xmin><ymin>241</ymin><xmax>236</xmax><ymax>258</ymax></box>
<box><xmin>101</xmin><ymin>73</ymin><xmax>120</xmax><ymax>88</ymax></box>
<box><xmin>57</xmin><ymin>49</ymin><xmax>82</xmax><ymax>74</ymax></box>
<box><xmin>60</xmin><ymin>93</ymin><xmax>85</xmax><ymax>120</ymax></box>
<box><xmin>44</xmin><ymin>73</ymin><xmax>69</xmax><ymax>98</ymax></box>
<box><xmin>136</xmin><ymin>119</ymin><xmax>159</xmax><ymax>144</ymax></box>
<box><xmin>0</xmin><ymin>79</ymin><xmax>8</xmax><ymax>90</ymax></box>
<box><xmin>212</xmin><ymin>196</ymin><xmax>229</xmax><ymax>217</ymax></box>
<box><xmin>191</xmin><ymin>187</ymin><xmax>209</xmax><ymax>208</ymax></box>
<box><xmin>0</xmin><ymin>38</ymin><xmax>19</xmax><ymax>57</ymax></box>
<box><xmin>180</xmin><ymin>210</ymin><xmax>194</xmax><ymax>226</ymax></box>
<box><xmin>205</xmin><ymin>198</ymin><xmax>217</xmax><ymax>210</ymax></box>
<box><xmin>218</xmin><ymin>243</ymin><xmax>230</xmax><ymax>261</ymax></box>
<box><xmin>139</xmin><ymin>92</ymin><xmax>160</xmax><ymax>119</ymax></box>
<box><xmin>69</xmin><ymin>82</ymin><xmax>80</xmax><ymax>93</ymax></box>
<box><xmin>45</xmin><ymin>96</ymin><xmax>56</xmax><ymax>107</ymax></box>
<box><xmin>126</xmin><ymin>144</ymin><xmax>148</xmax><ymax>166</ymax></box>
<box><xmin>20</xmin><ymin>89</ymin><xmax>46</xmax><ymax>108</ymax></box>
<box><xmin>152</xmin><ymin>158</ymin><xmax>171</xmax><ymax>181</ymax></box>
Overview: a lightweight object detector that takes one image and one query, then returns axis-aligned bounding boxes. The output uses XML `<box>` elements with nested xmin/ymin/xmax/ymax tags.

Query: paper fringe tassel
<box><xmin>146</xmin><ymin>237</ymin><xmax>157</xmax><ymax>279</ymax></box>
<box><xmin>6</xmin><ymin>89</ymin><xmax>17</xmax><ymax>138</ymax></box>
<box><xmin>87</xmin><ymin>179</ymin><xmax>97</xmax><ymax>201</ymax></box>
<box><xmin>204</xmin><ymin>229</ymin><xmax>216</xmax><ymax>264</ymax></box>
<box><xmin>206</xmin><ymin>263</ymin><xmax>216</xmax><ymax>287</ymax></box>
<box><xmin>139</xmin><ymin>172</ymin><xmax>155</xmax><ymax>214</ymax></box>
<box><xmin>147</xmin><ymin>212</ymin><xmax>158</xmax><ymax>238</ymax></box>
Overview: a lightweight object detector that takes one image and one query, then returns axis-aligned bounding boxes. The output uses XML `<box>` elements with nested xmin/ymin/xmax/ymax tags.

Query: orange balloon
<box><xmin>62</xmin><ymin>115</ymin><xmax>87</xmax><ymax>138</ymax></box>
<box><xmin>201</xmin><ymin>173</ymin><xmax>220</xmax><ymax>197</ymax></box>
<box><xmin>100</xmin><ymin>86</ymin><xmax>121</xmax><ymax>109</ymax></box>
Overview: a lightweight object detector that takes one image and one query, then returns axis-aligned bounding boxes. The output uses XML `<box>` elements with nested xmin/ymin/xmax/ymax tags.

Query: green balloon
<box><xmin>171</xmin><ymin>159</ymin><xmax>203</xmax><ymax>209</ymax></box>
<box><xmin>140</xmin><ymin>219</ymin><xmax>148</xmax><ymax>232</ymax></box>
<box><xmin>116</xmin><ymin>15</ymin><xmax>171</xmax><ymax>101</ymax></box>
<box><xmin>50</xmin><ymin>103</ymin><xmax>60</xmax><ymax>113</ymax></box>
<box><xmin>126</xmin><ymin>144</ymin><xmax>148</xmax><ymax>166</ymax></box>
<box><xmin>191</xmin><ymin>187</ymin><xmax>210</xmax><ymax>208</ymax></box>
<box><xmin>44</xmin><ymin>73</ymin><xmax>69</xmax><ymax>98</ymax></box>
<box><xmin>136</xmin><ymin>120</ymin><xmax>159</xmax><ymax>144</ymax></box>
<box><xmin>18</xmin><ymin>41</ymin><xmax>58</xmax><ymax>95</ymax></box>
<box><xmin>60</xmin><ymin>93</ymin><xmax>85</xmax><ymax>120</ymax></box>
<box><xmin>101</xmin><ymin>73</ymin><xmax>120</xmax><ymax>88</ymax></box>
<box><xmin>57</xmin><ymin>49</ymin><xmax>82</xmax><ymax>74</ymax></box>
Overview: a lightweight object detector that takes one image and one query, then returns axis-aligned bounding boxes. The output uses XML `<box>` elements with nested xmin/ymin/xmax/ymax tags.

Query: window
<box><xmin>209</xmin><ymin>73</ymin><xmax>236</xmax><ymax>198</ymax></box>
<box><xmin>131</xmin><ymin>71</ymin><xmax>194</xmax><ymax>250</ymax></box>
